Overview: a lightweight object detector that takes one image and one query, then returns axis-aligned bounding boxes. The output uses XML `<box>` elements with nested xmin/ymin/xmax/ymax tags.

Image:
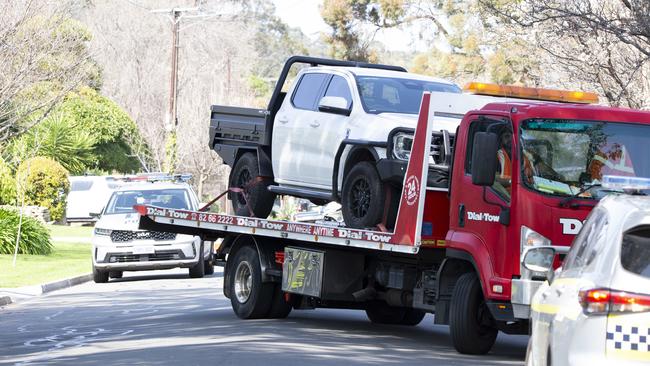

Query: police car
<box><xmin>91</xmin><ymin>174</ymin><xmax>214</xmax><ymax>282</ymax></box>
<box><xmin>524</xmin><ymin>176</ymin><xmax>650</xmax><ymax>365</ymax></box>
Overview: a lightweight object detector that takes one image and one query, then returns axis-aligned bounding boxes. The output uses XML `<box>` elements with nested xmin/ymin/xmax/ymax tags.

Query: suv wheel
<box><xmin>341</xmin><ymin>162</ymin><xmax>386</xmax><ymax>229</ymax></box>
<box><xmin>229</xmin><ymin>152</ymin><xmax>275</xmax><ymax>218</ymax></box>
<box><xmin>93</xmin><ymin>264</ymin><xmax>109</xmax><ymax>283</ymax></box>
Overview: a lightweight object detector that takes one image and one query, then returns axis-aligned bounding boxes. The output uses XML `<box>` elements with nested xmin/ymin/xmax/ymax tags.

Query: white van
<box><xmin>66</xmin><ymin>176</ymin><xmax>121</xmax><ymax>223</ymax></box>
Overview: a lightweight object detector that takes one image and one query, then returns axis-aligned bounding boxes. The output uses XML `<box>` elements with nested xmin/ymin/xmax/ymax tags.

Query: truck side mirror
<box><xmin>318</xmin><ymin>96</ymin><xmax>351</xmax><ymax>116</ymax></box>
<box><xmin>523</xmin><ymin>247</ymin><xmax>556</xmax><ymax>280</ymax></box>
<box><xmin>471</xmin><ymin>132</ymin><xmax>498</xmax><ymax>186</ymax></box>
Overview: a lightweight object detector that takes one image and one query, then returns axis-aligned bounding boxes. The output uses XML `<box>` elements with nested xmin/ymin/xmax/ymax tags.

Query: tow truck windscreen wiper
<box><xmin>558</xmin><ymin>183</ymin><xmax>601</xmax><ymax>208</ymax></box>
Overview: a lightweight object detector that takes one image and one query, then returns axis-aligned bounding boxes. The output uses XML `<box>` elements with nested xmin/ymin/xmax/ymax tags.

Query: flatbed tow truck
<box><xmin>135</xmin><ymin>79</ymin><xmax>650</xmax><ymax>355</ymax></box>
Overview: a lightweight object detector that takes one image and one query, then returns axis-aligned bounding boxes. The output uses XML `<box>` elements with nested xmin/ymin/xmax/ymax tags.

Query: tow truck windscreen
<box><xmin>519</xmin><ymin>119</ymin><xmax>650</xmax><ymax>198</ymax></box>
<box><xmin>356</xmin><ymin>76</ymin><xmax>461</xmax><ymax>115</ymax></box>
<box><xmin>104</xmin><ymin>189</ymin><xmax>191</xmax><ymax>214</ymax></box>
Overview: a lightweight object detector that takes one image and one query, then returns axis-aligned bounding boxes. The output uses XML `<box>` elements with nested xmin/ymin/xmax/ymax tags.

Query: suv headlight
<box><xmin>392</xmin><ymin>132</ymin><xmax>413</xmax><ymax>160</ymax></box>
<box><xmin>94</xmin><ymin>227</ymin><xmax>112</xmax><ymax>236</ymax></box>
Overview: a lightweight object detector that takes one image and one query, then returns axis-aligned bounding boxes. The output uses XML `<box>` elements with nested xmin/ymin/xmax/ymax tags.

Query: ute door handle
<box><xmin>310</xmin><ymin>120</ymin><xmax>320</xmax><ymax>127</ymax></box>
<box><xmin>278</xmin><ymin>117</ymin><xmax>289</xmax><ymax>124</ymax></box>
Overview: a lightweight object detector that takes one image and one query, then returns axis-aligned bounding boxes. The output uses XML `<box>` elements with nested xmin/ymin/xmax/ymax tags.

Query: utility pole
<box><xmin>151</xmin><ymin>7</ymin><xmax>198</xmax><ymax>174</ymax></box>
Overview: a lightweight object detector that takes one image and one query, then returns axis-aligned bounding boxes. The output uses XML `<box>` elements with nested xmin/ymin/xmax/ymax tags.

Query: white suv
<box><xmin>91</xmin><ymin>181</ymin><xmax>213</xmax><ymax>282</ymax></box>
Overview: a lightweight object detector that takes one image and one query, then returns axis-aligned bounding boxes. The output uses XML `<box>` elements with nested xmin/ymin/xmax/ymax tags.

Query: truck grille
<box><xmin>110</xmin><ymin>230</ymin><xmax>177</xmax><ymax>242</ymax></box>
<box><xmin>106</xmin><ymin>250</ymin><xmax>186</xmax><ymax>263</ymax></box>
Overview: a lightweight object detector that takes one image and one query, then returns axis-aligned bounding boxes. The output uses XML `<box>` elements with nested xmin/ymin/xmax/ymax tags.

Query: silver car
<box><xmin>91</xmin><ymin>181</ymin><xmax>213</xmax><ymax>282</ymax></box>
<box><xmin>525</xmin><ymin>190</ymin><xmax>650</xmax><ymax>365</ymax></box>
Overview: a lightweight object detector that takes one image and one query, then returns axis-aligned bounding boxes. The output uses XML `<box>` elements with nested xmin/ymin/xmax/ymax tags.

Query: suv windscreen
<box><xmin>105</xmin><ymin>189</ymin><xmax>191</xmax><ymax>214</ymax></box>
<box><xmin>520</xmin><ymin>119</ymin><xmax>650</xmax><ymax>198</ymax></box>
<box><xmin>356</xmin><ymin>76</ymin><xmax>461</xmax><ymax>114</ymax></box>
<box><xmin>621</xmin><ymin>226</ymin><xmax>650</xmax><ymax>278</ymax></box>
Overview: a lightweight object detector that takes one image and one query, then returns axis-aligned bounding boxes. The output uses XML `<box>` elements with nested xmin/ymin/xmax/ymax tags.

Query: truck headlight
<box><xmin>392</xmin><ymin>132</ymin><xmax>413</xmax><ymax>160</ymax></box>
<box><xmin>94</xmin><ymin>227</ymin><xmax>112</xmax><ymax>236</ymax></box>
<box><xmin>520</xmin><ymin>226</ymin><xmax>551</xmax><ymax>251</ymax></box>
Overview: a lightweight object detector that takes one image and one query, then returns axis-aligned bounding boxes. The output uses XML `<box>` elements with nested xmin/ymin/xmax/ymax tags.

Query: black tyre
<box><xmin>449</xmin><ymin>273</ymin><xmax>498</xmax><ymax>355</ymax></box>
<box><xmin>109</xmin><ymin>271</ymin><xmax>123</xmax><ymax>279</ymax></box>
<box><xmin>227</xmin><ymin>245</ymin><xmax>274</xmax><ymax>319</ymax></box>
<box><xmin>341</xmin><ymin>162</ymin><xmax>386</xmax><ymax>229</ymax></box>
<box><xmin>189</xmin><ymin>242</ymin><xmax>205</xmax><ymax>278</ymax></box>
<box><xmin>229</xmin><ymin>153</ymin><xmax>275</xmax><ymax>218</ymax></box>
<box><xmin>92</xmin><ymin>265</ymin><xmax>109</xmax><ymax>283</ymax></box>
<box><xmin>365</xmin><ymin>301</ymin><xmax>406</xmax><ymax>324</ymax></box>
<box><xmin>267</xmin><ymin>284</ymin><xmax>292</xmax><ymax>319</ymax></box>
<box><xmin>204</xmin><ymin>254</ymin><xmax>215</xmax><ymax>275</ymax></box>
<box><xmin>401</xmin><ymin>308</ymin><xmax>426</xmax><ymax>326</ymax></box>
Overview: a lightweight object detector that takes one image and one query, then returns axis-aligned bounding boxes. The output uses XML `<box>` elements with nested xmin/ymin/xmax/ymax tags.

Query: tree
<box><xmin>320</xmin><ymin>0</ymin><xmax>541</xmax><ymax>85</ymax></box>
<box><xmin>0</xmin><ymin>0</ymin><xmax>100</xmax><ymax>142</ymax></box>
<box><xmin>480</xmin><ymin>0</ymin><xmax>650</xmax><ymax>109</ymax></box>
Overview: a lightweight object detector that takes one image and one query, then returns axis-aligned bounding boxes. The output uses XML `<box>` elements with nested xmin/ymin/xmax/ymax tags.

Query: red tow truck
<box><xmin>136</xmin><ymin>81</ymin><xmax>650</xmax><ymax>355</ymax></box>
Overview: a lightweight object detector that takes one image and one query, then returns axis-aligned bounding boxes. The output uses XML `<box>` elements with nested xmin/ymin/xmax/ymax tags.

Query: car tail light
<box><xmin>579</xmin><ymin>288</ymin><xmax>650</xmax><ymax>315</ymax></box>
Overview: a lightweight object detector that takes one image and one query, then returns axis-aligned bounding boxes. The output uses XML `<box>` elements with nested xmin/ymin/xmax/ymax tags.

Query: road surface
<box><xmin>0</xmin><ymin>269</ymin><xmax>528</xmax><ymax>365</ymax></box>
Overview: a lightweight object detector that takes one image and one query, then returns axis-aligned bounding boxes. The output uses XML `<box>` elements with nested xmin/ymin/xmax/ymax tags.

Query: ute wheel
<box><xmin>341</xmin><ymin>162</ymin><xmax>386</xmax><ymax>229</ymax></box>
<box><xmin>92</xmin><ymin>264</ymin><xmax>109</xmax><ymax>283</ymax></box>
<box><xmin>109</xmin><ymin>271</ymin><xmax>123</xmax><ymax>279</ymax></box>
<box><xmin>228</xmin><ymin>245</ymin><xmax>273</xmax><ymax>319</ymax></box>
<box><xmin>189</xmin><ymin>242</ymin><xmax>205</xmax><ymax>278</ymax></box>
<box><xmin>229</xmin><ymin>152</ymin><xmax>275</xmax><ymax>218</ymax></box>
<box><xmin>450</xmin><ymin>273</ymin><xmax>498</xmax><ymax>354</ymax></box>
<box><xmin>267</xmin><ymin>284</ymin><xmax>292</xmax><ymax>319</ymax></box>
<box><xmin>365</xmin><ymin>301</ymin><xmax>406</xmax><ymax>324</ymax></box>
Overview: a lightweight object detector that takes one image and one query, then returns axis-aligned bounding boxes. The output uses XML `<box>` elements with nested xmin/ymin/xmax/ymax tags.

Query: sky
<box><xmin>271</xmin><ymin>0</ymin><xmax>428</xmax><ymax>52</ymax></box>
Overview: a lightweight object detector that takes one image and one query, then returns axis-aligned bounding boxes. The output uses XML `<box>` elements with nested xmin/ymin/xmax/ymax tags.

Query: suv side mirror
<box><xmin>89</xmin><ymin>209</ymin><xmax>103</xmax><ymax>219</ymax></box>
<box><xmin>471</xmin><ymin>132</ymin><xmax>498</xmax><ymax>186</ymax></box>
<box><xmin>523</xmin><ymin>247</ymin><xmax>556</xmax><ymax>279</ymax></box>
<box><xmin>318</xmin><ymin>96</ymin><xmax>351</xmax><ymax>116</ymax></box>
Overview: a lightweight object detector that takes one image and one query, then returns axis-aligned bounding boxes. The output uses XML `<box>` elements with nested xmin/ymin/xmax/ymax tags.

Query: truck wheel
<box><xmin>230</xmin><ymin>152</ymin><xmax>275</xmax><ymax>218</ymax></box>
<box><xmin>342</xmin><ymin>162</ymin><xmax>385</xmax><ymax>229</ymax></box>
<box><xmin>189</xmin><ymin>242</ymin><xmax>205</xmax><ymax>278</ymax></box>
<box><xmin>93</xmin><ymin>264</ymin><xmax>109</xmax><ymax>283</ymax></box>
<box><xmin>400</xmin><ymin>308</ymin><xmax>426</xmax><ymax>326</ymax></box>
<box><xmin>109</xmin><ymin>271</ymin><xmax>123</xmax><ymax>279</ymax></box>
<box><xmin>365</xmin><ymin>301</ymin><xmax>406</xmax><ymax>324</ymax></box>
<box><xmin>449</xmin><ymin>272</ymin><xmax>498</xmax><ymax>354</ymax></box>
<box><xmin>267</xmin><ymin>284</ymin><xmax>292</xmax><ymax>319</ymax></box>
<box><xmin>228</xmin><ymin>245</ymin><xmax>273</xmax><ymax>319</ymax></box>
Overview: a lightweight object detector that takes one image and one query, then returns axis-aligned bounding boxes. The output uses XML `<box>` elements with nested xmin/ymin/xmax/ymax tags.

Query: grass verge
<box><xmin>0</xmin><ymin>242</ymin><xmax>91</xmax><ymax>288</ymax></box>
<box><xmin>48</xmin><ymin>225</ymin><xmax>94</xmax><ymax>238</ymax></box>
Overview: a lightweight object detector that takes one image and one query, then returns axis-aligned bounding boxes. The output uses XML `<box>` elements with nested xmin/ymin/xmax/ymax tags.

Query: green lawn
<box><xmin>0</xmin><ymin>242</ymin><xmax>91</xmax><ymax>288</ymax></box>
<box><xmin>48</xmin><ymin>224</ymin><xmax>94</xmax><ymax>238</ymax></box>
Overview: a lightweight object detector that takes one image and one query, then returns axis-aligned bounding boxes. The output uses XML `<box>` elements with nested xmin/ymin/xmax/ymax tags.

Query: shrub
<box><xmin>0</xmin><ymin>157</ymin><xmax>16</xmax><ymax>205</ymax></box>
<box><xmin>0</xmin><ymin>208</ymin><xmax>52</xmax><ymax>255</ymax></box>
<box><xmin>17</xmin><ymin>157</ymin><xmax>70</xmax><ymax>222</ymax></box>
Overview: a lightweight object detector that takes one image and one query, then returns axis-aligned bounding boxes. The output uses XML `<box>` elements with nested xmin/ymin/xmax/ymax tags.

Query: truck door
<box><xmin>450</xmin><ymin>116</ymin><xmax>515</xmax><ymax>293</ymax></box>
<box><xmin>308</xmin><ymin>74</ymin><xmax>354</xmax><ymax>188</ymax></box>
<box><xmin>272</xmin><ymin>72</ymin><xmax>328</xmax><ymax>185</ymax></box>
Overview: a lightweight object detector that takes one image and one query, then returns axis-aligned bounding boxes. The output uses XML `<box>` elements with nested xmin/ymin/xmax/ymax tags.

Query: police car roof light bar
<box><xmin>602</xmin><ymin>175</ymin><xmax>650</xmax><ymax>191</ymax></box>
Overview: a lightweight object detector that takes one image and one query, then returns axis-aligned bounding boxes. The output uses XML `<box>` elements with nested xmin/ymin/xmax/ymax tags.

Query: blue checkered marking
<box><xmin>607</xmin><ymin>324</ymin><xmax>650</xmax><ymax>352</ymax></box>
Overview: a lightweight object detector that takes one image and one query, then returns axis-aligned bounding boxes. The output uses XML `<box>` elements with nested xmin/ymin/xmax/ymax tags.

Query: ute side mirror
<box><xmin>318</xmin><ymin>96</ymin><xmax>351</xmax><ymax>116</ymax></box>
<box><xmin>523</xmin><ymin>247</ymin><xmax>556</xmax><ymax>281</ymax></box>
<box><xmin>471</xmin><ymin>132</ymin><xmax>498</xmax><ymax>186</ymax></box>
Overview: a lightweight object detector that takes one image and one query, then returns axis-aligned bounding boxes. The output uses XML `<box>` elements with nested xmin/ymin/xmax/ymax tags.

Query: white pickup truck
<box><xmin>209</xmin><ymin>56</ymin><xmax>464</xmax><ymax>228</ymax></box>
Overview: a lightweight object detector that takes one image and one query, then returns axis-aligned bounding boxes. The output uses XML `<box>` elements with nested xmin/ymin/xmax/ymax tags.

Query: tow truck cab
<box><xmin>441</xmin><ymin>94</ymin><xmax>650</xmax><ymax>325</ymax></box>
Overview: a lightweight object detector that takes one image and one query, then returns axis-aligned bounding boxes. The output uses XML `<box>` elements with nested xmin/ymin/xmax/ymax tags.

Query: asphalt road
<box><xmin>0</xmin><ymin>268</ymin><xmax>527</xmax><ymax>366</ymax></box>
